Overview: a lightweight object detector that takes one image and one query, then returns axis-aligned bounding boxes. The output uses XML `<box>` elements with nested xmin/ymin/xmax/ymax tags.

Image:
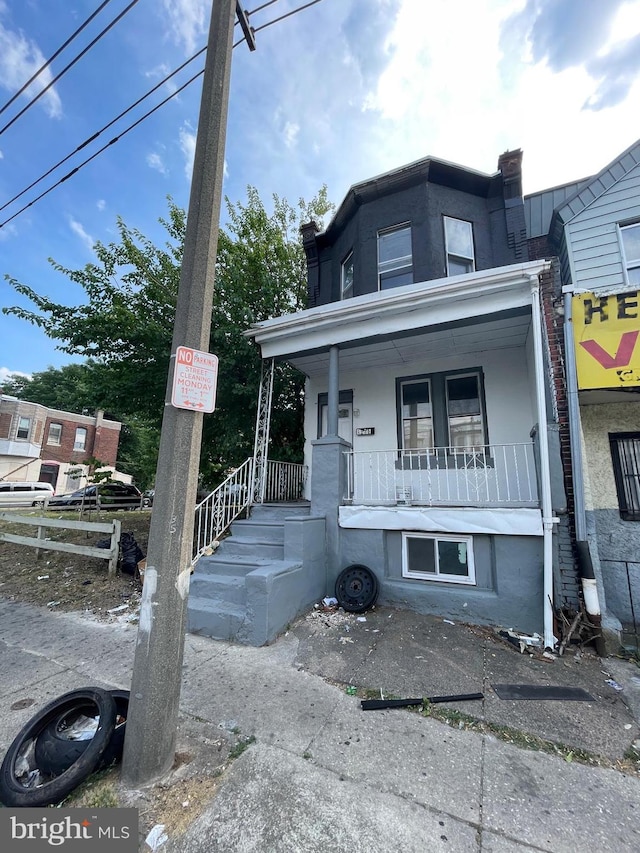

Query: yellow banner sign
<box><xmin>573</xmin><ymin>291</ymin><xmax>640</xmax><ymax>389</ymax></box>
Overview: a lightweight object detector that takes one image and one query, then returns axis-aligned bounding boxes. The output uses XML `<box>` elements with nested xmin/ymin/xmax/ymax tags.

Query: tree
<box><xmin>4</xmin><ymin>186</ymin><xmax>333</xmax><ymax>487</ymax></box>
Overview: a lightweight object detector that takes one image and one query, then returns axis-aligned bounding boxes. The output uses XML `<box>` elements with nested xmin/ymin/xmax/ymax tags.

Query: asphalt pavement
<box><xmin>0</xmin><ymin>597</ymin><xmax>639</xmax><ymax>852</ymax></box>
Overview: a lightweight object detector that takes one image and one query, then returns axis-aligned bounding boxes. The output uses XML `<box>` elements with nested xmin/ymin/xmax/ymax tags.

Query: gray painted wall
<box><xmin>336</xmin><ymin>526</ymin><xmax>544</xmax><ymax>634</ymax></box>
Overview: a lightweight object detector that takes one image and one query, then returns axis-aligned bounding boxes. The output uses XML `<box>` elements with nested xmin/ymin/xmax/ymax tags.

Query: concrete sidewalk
<box><xmin>0</xmin><ymin>598</ymin><xmax>639</xmax><ymax>852</ymax></box>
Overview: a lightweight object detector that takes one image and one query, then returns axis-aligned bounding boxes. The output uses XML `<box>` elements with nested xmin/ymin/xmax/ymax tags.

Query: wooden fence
<box><xmin>0</xmin><ymin>512</ymin><xmax>122</xmax><ymax>576</ymax></box>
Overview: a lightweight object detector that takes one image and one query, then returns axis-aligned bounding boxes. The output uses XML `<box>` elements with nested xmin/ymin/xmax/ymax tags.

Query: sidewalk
<box><xmin>0</xmin><ymin>598</ymin><xmax>639</xmax><ymax>852</ymax></box>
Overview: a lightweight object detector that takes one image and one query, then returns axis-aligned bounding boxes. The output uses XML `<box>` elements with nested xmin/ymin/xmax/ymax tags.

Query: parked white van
<box><xmin>0</xmin><ymin>482</ymin><xmax>55</xmax><ymax>508</ymax></box>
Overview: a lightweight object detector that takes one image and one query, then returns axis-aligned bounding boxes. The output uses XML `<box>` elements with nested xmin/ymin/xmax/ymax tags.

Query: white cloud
<box><xmin>179</xmin><ymin>123</ymin><xmax>196</xmax><ymax>181</ymax></box>
<box><xmin>68</xmin><ymin>217</ymin><xmax>95</xmax><ymax>253</ymax></box>
<box><xmin>97</xmin><ymin>199</ymin><xmax>106</xmax><ymax>211</ymax></box>
<box><xmin>0</xmin><ymin>366</ymin><xmax>30</xmax><ymax>385</ymax></box>
<box><xmin>0</xmin><ymin>148</ymin><xmax>4</xmax><ymax>158</ymax></box>
<box><xmin>0</xmin><ymin>19</ymin><xmax>62</xmax><ymax>119</ymax></box>
<box><xmin>147</xmin><ymin>152</ymin><xmax>167</xmax><ymax>174</ymax></box>
<box><xmin>161</xmin><ymin>0</ymin><xmax>208</xmax><ymax>55</ymax></box>
<box><xmin>283</xmin><ymin>121</ymin><xmax>300</xmax><ymax>149</ymax></box>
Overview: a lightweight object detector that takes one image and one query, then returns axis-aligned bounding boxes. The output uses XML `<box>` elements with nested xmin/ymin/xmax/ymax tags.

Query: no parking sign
<box><xmin>171</xmin><ymin>346</ymin><xmax>218</xmax><ymax>412</ymax></box>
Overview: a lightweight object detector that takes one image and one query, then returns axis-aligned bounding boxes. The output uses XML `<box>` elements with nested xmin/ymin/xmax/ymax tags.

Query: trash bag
<box><xmin>94</xmin><ymin>538</ymin><xmax>111</xmax><ymax>550</ymax></box>
<box><xmin>120</xmin><ymin>533</ymin><xmax>145</xmax><ymax>575</ymax></box>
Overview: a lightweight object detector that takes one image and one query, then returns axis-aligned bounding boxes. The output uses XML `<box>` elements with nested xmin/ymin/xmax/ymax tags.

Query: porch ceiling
<box><xmin>288</xmin><ymin>310</ymin><xmax>533</xmax><ymax>376</ymax></box>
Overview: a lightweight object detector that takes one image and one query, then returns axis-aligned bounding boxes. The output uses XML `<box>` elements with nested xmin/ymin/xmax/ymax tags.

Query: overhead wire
<box><xmin>0</xmin><ymin>0</ymin><xmax>115</xmax><ymax>118</ymax></box>
<box><xmin>0</xmin><ymin>0</ymin><xmax>328</xmax><ymax>229</ymax></box>
<box><xmin>0</xmin><ymin>0</ymin><xmax>142</xmax><ymax>136</ymax></box>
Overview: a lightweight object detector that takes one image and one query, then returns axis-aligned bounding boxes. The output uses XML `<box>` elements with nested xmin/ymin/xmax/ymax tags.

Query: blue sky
<box><xmin>1</xmin><ymin>0</ymin><xmax>639</xmax><ymax>382</ymax></box>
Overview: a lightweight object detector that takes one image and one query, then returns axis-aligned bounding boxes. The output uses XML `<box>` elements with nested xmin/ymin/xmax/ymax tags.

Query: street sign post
<box><xmin>171</xmin><ymin>346</ymin><xmax>218</xmax><ymax>412</ymax></box>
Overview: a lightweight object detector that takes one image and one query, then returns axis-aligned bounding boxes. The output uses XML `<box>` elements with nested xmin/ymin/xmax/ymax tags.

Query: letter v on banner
<box><xmin>573</xmin><ymin>292</ymin><xmax>640</xmax><ymax>389</ymax></box>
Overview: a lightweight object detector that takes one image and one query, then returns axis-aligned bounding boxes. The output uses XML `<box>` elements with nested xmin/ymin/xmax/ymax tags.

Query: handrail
<box><xmin>192</xmin><ymin>458</ymin><xmax>253</xmax><ymax>565</ymax></box>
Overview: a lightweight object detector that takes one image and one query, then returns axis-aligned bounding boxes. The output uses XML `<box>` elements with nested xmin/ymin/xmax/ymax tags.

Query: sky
<box><xmin>0</xmin><ymin>0</ymin><xmax>639</xmax><ymax>383</ymax></box>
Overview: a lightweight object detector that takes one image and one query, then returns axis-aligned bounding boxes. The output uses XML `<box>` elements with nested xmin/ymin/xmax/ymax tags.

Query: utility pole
<box><xmin>121</xmin><ymin>0</ymin><xmax>254</xmax><ymax>786</ymax></box>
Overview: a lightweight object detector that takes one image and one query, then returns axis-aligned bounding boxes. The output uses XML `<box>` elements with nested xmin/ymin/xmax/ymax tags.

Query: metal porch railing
<box><xmin>192</xmin><ymin>458</ymin><xmax>308</xmax><ymax>565</ymax></box>
<box><xmin>345</xmin><ymin>443</ymin><xmax>538</xmax><ymax>506</ymax></box>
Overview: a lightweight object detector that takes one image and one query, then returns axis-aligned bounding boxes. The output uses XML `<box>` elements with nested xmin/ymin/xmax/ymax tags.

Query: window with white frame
<box><xmin>620</xmin><ymin>222</ymin><xmax>640</xmax><ymax>287</ymax></box>
<box><xmin>399</xmin><ymin>370</ymin><xmax>486</xmax><ymax>453</ymax></box>
<box><xmin>341</xmin><ymin>251</ymin><xmax>354</xmax><ymax>299</ymax></box>
<box><xmin>73</xmin><ymin>427</ymin><xmax>87</xmax><ymax>451</ymax></box>
<box><xmin>16</xmin><ymin>416</ymin><xmax>31</xmax><ymax>440</ymax></box>
<box><xmin>47</xmin><ymin>423</ymin><xmax>62</xmax><ymax>445</ymax></box>
<box><xmin>609</xmin><ymin>432</ymin><xmax>640</xmax><ymax>521</ymax></box>
<box><xmin>444</xmin><ymin>216</ymin><xmax>475</xmax><ymax>276</ymax></box>
<box><xmin>378</xmin><ymin>224</ymin><xmax>413</xmax><ymax>290</ymax></box>
<box><xmin>402</xmin><ymin>532</ymin><xmax>475</xmax><ymax>584</ymax></box>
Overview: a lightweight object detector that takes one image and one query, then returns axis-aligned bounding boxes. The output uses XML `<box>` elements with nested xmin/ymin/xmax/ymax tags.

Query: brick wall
<box><xmin>538</xmin><ymin>259</ymin><xmax>580</xmax><ymax>608</ymax></box>
<box><xmin>0</xmin><ymin>412</ymin><xmax>10</xmax><ymax>440</ymax></box>
<box><xmin>42</xmin><ymin>417</ymin><xmax>120</xmax><ymax>467</ymax></box>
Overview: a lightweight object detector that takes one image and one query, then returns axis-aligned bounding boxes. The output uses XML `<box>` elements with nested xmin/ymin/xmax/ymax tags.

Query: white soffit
<box><xmin>339</xmin><ymin>505</ymin><xmax>544</xmax><ymax>537</ymax></box>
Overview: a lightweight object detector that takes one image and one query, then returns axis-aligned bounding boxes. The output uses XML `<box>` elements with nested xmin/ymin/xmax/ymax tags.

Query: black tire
<box><xmin>35</xmin><ymin>690</ymin><xmax>129</xmax><ymax>777</ymax></box>
<box><xmin>32</xmin><ymin>500</ymin><xmax>45</xmax><ymax>508</ymax></box>
<box><xmin>335</xmin><ymin>564</ymin><xmax>379</xmax><ymax>613</ymax></box>
<box><xmin>0</xmin><ymin>688</ymin><xmax>117</xmax><ymax>807</ymax></box>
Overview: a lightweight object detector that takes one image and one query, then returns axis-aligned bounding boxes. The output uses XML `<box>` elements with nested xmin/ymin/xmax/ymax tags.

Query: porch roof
<box><xmin>246</xmin><ymin>260</ymin><xmax>550</xmax><ymax>376</ymax></box>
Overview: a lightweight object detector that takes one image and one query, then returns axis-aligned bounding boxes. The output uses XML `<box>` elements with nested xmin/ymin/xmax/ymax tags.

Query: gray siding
<box><xmin>525</xmin><ymin>180</ymin><xmax>591</xmax><ymax>238</ymax></box>
<box><xmin>565</xmin><ymin>162</ymin><xmax>640</xmax><ymax>291</ymax></box>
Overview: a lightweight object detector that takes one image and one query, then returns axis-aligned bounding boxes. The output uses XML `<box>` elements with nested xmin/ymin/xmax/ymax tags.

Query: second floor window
<box><xmin>47</xmin><ymin>423</ymin><xmax>62</xmax><ymax>445</ymax></box>
<box><xmin>620</xmin><ymin>222</ymin><xmax>640</xmax><ymax>287</ymax></box>
<box><xmin>444</xmin><ymin>216</ymin><xmax>475</xmax><ymax>276</ymax></box>
<box><xmin>341</xmin><ymin>252</ymin><xmax>354</xmax><ymax>299</ymax></box>
<box><xmin>74</xmin><ymin>427</ymin><xmax>87</xmax><ymax>451</ymax></box>
<box><xmin>16</xmin><ymin>416</ymin><xmax>31</xmax><ymax>440</ymax></box>
<box><xmin>378</xmin><ymin>225</ymin><xmax>413</xmax><ymax>290</ymax></box>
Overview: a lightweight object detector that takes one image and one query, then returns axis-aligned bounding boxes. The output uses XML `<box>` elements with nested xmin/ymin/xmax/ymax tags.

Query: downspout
<box><xmin>563</xmin><ymin>293</ymin><xmax>605</xmax><ymax>654</ymax></box>
<box><xmin>529</xmin><ymin>272</ymin><xmax>558</xmax><ymax>649</ymax></box>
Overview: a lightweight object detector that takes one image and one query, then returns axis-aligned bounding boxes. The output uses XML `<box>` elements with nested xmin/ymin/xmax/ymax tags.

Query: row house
<box><xmin>0</xmin><ymin>394</ymin><xmax>123</xmax><ymax>493</ymax></box>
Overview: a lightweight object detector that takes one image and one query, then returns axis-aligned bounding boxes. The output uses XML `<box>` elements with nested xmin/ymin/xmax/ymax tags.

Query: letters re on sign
<box><xmin>573</xmin><ymin>291</ymin><xmax>640</xmax><ymax>389</ymax></box>
<box><xmin>171</xmin><ymin>346</ymin><xmax>219</xmax><ymax>412</ymax></box>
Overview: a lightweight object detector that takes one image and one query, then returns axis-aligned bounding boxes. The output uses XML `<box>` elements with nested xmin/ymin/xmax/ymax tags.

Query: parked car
<box><xmin>142</xmin><ymin>489</ymin><xmax>154</xmax><ymax>508</ymax></box>
<box><xmin>0</xmin><ymin>481</ymin><xmax>54</xmax><ymax>508</ymax></box>
<box><xmin>48</xmin><ymin>482</ymin><xmax>143</xmax><ymax>511</ymax></box>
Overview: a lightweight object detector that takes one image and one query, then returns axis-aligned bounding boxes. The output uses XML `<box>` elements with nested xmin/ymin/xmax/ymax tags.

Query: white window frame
<box><xmin>619</xmin><ymin>222</ymin><xmax>640</xmax><ymax>288</ymax></box>
<box><xmin>16</xmin><ymin>416</ymin><xmax>31</xmax><ymax>440</ymax></box>
<box><xmin>444</xmin><ymin>371</ymin><xmax>485</xmax><ymax>450</ymax></box>
<box><xmin>444</xmin><ymin>216</ymin><xmax>475</xmax><ymax>276</ymax></box>
<box><xmin>377</xmin><ymin>224</ymin><xmax>413</xmax><ymax>290</ymax></box>
<box><xmin>341</xmin><ymin>251</ymin><xmax>354</xmax><ymax>300</ymax></box>
<box><xmin>47</xmin><ymin>422</ymin><xmax>63</xmax><ymax>446</ymax></box>
<box><xmin>402</xmin><ymin>532</ymin><xmax>476</xmax><ymax>585</ymax></box>
<box><xmin>400</xmin><ymin>377</ymin><xmax>434</xmax><ymax>451</ymax></box>
<box><xmin>73</xmin><ymin>427</ymin><xmax>87</xmax><ymax>451</ymax></box>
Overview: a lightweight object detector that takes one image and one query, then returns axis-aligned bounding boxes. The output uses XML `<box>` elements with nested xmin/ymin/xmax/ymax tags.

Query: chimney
<box><xmin>498</xmin><ymin>149</ymin><xmax>524</xmax><ymax>201</ymax></box>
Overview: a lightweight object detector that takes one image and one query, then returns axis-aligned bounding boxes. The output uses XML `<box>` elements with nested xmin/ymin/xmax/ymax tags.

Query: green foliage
<box><xmin>3</xmin><ymin>186</ymin><xmax>333</xmax><ymax>487</ymax></box>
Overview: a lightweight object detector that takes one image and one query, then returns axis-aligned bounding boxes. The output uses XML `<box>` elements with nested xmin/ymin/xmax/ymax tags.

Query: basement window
<box><xmin>402</xmin><ymin>532</ymin><xmax>475</xmax><ymax>584</ymax></box>
<box><xmin>610</xmin><ymin>432</ymin><xmax>640</xmax><ymax>520</ymax></box>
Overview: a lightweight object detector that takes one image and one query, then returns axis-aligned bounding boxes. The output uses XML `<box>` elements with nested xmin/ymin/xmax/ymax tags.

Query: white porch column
<box><xmin>327</xmin><ymin>345</ymin><xmax>340</xmax><ymax>437</ymax></box>
<box><xmin>529</xmin><ymin>273</ymin><xmax>557</xmax><ymax>650</ymax></box>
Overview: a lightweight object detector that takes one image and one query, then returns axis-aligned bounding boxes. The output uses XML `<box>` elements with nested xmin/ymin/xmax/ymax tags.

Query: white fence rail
<box><xmin>0</xmin><ymin>512</ymin><xmax>122</xmax><ymax>575</ymax></box>
<box><xmin>263</xmin><ymin>460</ymin><xmax>307</xmax><ymax>503</ymax></box>
<box><xmin>345</xmin><ymin>444</ymin><xmax>538</xmax><ymax>506</ymax></box>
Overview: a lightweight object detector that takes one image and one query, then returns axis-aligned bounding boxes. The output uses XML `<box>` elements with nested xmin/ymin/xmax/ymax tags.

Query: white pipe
<box><xmin>529</xmin><ymin>272</ymin><xmax>557</xmax><ymax>650</ymax></box>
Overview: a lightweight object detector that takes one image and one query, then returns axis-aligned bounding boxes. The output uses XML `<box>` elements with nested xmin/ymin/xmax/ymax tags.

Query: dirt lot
<box><xmin>0</xmin><ymin>508</ymin><xmax>150</xmax><ymax>618</ymax></box>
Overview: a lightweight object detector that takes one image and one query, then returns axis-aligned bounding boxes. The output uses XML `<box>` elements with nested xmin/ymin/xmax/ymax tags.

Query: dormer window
<box><xmin>341</xmin><ymin>252</ymin><xmax>354</xmax><ymax>299</ymax></box>
<box><xmin>378</xmin><ymin>225</ymin><xmax>413</xmax><ymax>290</ymax></box>
<box><xmin>620</xmin><ymin>222</ymin><xmax>640</xmax><ymax>287</ymax></box>
<box><xmin>444</xmin><ymin>217</ymin><xmax>475</xmax><ymax>276</ymax></box>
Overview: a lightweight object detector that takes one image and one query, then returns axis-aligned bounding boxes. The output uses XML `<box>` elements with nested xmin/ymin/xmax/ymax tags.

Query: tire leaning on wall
<box><xmin>0</xmin><ymin>687</ymin><xmax>117</xmax><ymax>807</ymax></box>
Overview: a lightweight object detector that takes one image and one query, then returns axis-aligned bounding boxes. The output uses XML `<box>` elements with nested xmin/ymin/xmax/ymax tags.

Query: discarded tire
<box><xmin>335</xmin><ymin>564</ymin><xmax>379</xmax><ymax>613</ymax></box>
<box><xmin>35</xmin><ymin>689</ymin><xmax>130</xmax><ymax>777</ymax></box>
<box><xmin>0</xmin><ymin>688</ymin><xmax>117</xmax><ymax>807</ymax></box>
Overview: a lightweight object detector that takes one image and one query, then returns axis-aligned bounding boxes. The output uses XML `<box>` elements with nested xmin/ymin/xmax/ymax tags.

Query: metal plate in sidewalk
<box><xmin>492</xmin><ymin>684</ymin><xmax>596</xmax><ymax>701</ymax></box>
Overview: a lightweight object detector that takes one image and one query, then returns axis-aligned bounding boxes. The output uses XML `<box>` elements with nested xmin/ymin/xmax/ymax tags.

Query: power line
<box><xmin>0</xmin><ymin>0</ymin><xmax>329</xmax><ymax>228</ymax></box>
<box><xmin>0</xmin><ymin>0</ymin><xmax>142</xmax><ymax>137</ymax></box>
<box><xmin>0</xmin><ymin>0</ymin><xmax>115</xmax><ymax>118</ymax></box>
<box><xmin>0</xmin><ymin>48</ymin><xmax>206</xmax><ymax>214</ymax></box>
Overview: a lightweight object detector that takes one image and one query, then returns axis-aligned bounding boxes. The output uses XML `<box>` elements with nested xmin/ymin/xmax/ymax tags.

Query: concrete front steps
<box><xmin>187</xmin><ymin>502</ymin><xmax>326</xmax><ymax>646</ymax></box>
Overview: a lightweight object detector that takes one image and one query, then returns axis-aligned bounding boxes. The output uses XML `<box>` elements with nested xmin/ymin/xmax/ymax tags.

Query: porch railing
<box><xmin>192</xmin><ymin>458</ymin><xmax>308</xmax><ymax>565</ymax></box>
<box><xmin>345</xmin><ymin>443</ymin><xmax>538</xmax><ymax>507</ymax></box>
